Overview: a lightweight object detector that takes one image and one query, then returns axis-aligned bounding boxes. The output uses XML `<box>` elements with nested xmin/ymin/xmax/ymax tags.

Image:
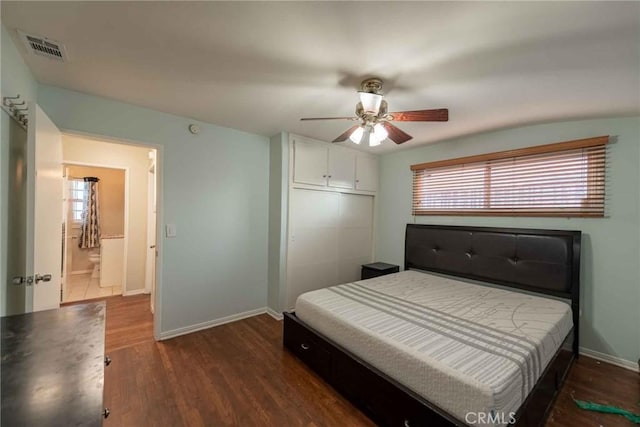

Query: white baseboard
<box><xmin>70</xmin><ymin>270</ymin><xmax>92</xmax><ymax>275</ymax></box>
<box><xmin>159</xmin><ymin>307</ymin><xmax>267</xmax><ymax>340</ymax></box>
<box><xmin>266</xmin><ymin>308</ymin><xmax>283</xmax><ymax>320</ymax></box>
<box><xmin>580</xmin><ymin>347</ymin><xmax>638</xmax><ymax>372</ymax></box>
<box><xmin>123</xmin><ymin>288</ymin><xmax>146</xmax><ymax>296</ymax></box>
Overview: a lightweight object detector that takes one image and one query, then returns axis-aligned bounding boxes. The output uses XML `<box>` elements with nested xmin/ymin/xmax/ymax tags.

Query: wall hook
<box><xmin>1</xmin><ymin>94</ymin><xmax>28</xmax><ymax>130</ymax></box>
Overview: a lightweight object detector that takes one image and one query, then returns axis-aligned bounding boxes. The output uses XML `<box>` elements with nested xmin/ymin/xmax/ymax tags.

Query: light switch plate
<box><xmin>166</xmin><ymin>224</ymin><xmax>177</xmax><ymax>238</ymax></box>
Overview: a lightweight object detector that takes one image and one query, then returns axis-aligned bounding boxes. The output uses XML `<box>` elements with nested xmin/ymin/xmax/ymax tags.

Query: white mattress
<box><xmin>295</xmin><ymin>270</ymin><xmax>572</xmax><ymax>426</ymax></box>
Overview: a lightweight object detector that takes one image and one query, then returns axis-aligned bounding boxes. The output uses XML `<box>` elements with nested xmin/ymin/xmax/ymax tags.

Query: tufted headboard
<box><xmin>405</xmin><ymin>224</ymin><xmax>581</xmax><ymax>354</ymax></box>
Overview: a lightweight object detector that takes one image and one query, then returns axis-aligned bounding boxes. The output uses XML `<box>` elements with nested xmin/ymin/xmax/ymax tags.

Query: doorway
<box><xmin>60</xmin><ymin>134</ymin><xmax>158</xmax><ymax>309</ymax></box>
<box><xmin>62</xmin><ymin>164</ymin><xmax>127</xmax><ymax>303</ymax></box>
<box><xmin>3</xmin><ymin>105</ymin><xmax>161</xmax><ymax>334</ymax></box>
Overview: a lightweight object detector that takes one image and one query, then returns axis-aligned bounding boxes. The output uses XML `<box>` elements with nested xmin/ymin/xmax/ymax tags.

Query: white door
<box><xmin>292</xmin><ymin>139</ymin><xmax>328</xmax><ymax>186</ymax></box>
<box><xmin>337</xmin><ymin>193</ymin><xmax>374</xmax><ymax>283</ymax></box>
<box><xmin>286</xmin><ymin>189</ymin><xmax>340</xmax><ymax>308</ymax></box>
<box><xmin>285</xmin><ymin>189</ymin><xmax>374</xmax><ymax>309</ymax></box>
<box><xmin>328</xmin><ymin>145</ymin><xmax>355</xmax><ymax>189</ymax></box>
<box><xmin>5</xmin><ymin>111</ymin><xmax>29</xmax><ymax>315</ymax></box>
<box><xmin>21</xmin><ymin>104</ymin><xmax>63</xmax><ymax>312</ymax></box>
<box><xmin>355</xmin><ymin>153</ymin><xmax>378</xmax><ymax>192</ymax></box>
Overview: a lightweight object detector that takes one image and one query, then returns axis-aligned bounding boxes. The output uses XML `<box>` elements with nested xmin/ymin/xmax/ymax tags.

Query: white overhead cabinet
<box><xmin>291</xmin><ymin>136</ymin><xmax>377</xmax><ymax>193</ymax></box>
<box><xmin>327</xmin><ymin>145</ymin><xmax>355</xmax><ymax>189</ymax></box>
<box><xmin>355</xmin><ymin>153</ymin><xmax>378</xmax><ymax>192</ymax></box>
<box><xmin>292</xmin><ymin>139</ymin><xmax>328</xmax><ymax>186</ymax></box>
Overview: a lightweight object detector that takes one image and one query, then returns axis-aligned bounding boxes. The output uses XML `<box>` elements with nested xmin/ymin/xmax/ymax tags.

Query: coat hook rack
<box><xmin>1</xmin><ymin>94</ymin><xmax>29</xmax><ymax>129</ymax></box>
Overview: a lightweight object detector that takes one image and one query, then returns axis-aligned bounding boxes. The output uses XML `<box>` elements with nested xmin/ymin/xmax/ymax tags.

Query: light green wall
<box><xmin>267</xmin><ymin>132</ymin><xmax>289</xmax><ymax>313</ymax></box>
<box><xmin>376</xmin><ymin>117</ymin><xmax>640</xmax><ymax>364</ymax></box>
<box><xmin>2</xmin><ymin>23</ymin><xmax>270</xmax><ymax>335</ymax></box>
<box><xmin>0</xmin><ymin>23</ymin><xmax>38</xmax><ymax>316</ymax></box>
<box><xmin>37</xmin><ymin>85</ymin><xmax>270</xmax><ymax>336</ymax></box>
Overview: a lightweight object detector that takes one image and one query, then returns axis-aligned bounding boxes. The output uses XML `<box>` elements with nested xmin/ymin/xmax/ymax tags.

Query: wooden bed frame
<box><xmin>284</xmin><ymin>224</ymin><xmax>581</xmax><ymax>427</ymax></box>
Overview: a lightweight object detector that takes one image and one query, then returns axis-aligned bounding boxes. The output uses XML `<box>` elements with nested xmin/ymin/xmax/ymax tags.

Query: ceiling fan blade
<box><xmin>382</xmin><ymin>122</ymin><xmax>412</xmax><ymax>144</ymax></box>
<box><xmin>332</xmin><ymin>125</ymin><xmax>360</xmax><ymax>143</ymax></box>
<box><xmin>387</xmin><ymin>109</ymin><xmax>448</xmax><ymax>122</ymax></box>
<box><xmin>300</xmin><ymin>116</ymin><xmax>358</xmax><ymax>121</ymax></box>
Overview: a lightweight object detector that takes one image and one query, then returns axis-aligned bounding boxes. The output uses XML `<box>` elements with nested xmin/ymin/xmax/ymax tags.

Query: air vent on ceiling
<box><xmin>18</xmin><ymin>30</ymin><xmax>68</xmax><ymax>62</ymax></box>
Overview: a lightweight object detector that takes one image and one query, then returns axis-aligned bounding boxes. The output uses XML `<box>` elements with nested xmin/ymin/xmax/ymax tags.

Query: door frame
<box><xmin>61</xmin><ymin>170</ymin><xmax>70</xmax><ymax>302</ymax></box>
<box><xmin>61</xmin><ymin>130</ymin><xmax>164</xmax><ymax>341</ymax></box>
<box><xmin>145</xmin><ymin>157</ymin><xmax>157</xmax><ymax>312</ymax></box>
<box><xmin>62</xmin><ymin>160</ymin><xmax>130</xmax><ymax>296</ymax></box>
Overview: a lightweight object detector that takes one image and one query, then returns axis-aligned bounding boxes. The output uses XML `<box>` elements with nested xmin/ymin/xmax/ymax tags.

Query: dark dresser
<box><xmin>1</xmin><ymin>302</ymin><xmax>108</xmax><ymax>426</ymax></box>
<box><xmin>361</xmin><ymin>262</ymin><xmax>400</xmax><ymax>280</ymax></box>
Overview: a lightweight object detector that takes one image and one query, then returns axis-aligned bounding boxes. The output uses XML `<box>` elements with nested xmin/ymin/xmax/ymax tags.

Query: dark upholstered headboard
<box><xmin>405</xmin><ymin>224</ymin><xmax>580</xmax><ymax>298</ymax></box>
<box><xmin>405</xmin><ymin>224</ymin><xmax>581</xmax><ymax>354</ymax></box>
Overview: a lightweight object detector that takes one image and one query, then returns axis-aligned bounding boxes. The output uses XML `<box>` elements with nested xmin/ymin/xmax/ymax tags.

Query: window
<box><xmin>411</xmin><ymin>136</ymin><xmax>608</xmax><ymax>217</ymax></box>
<box><xmin>69</xmin><ymin>179</ymin><xmax>88</xmax><ymax>223</ymax></box>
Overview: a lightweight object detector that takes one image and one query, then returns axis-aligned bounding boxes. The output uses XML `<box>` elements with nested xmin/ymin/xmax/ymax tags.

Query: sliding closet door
<box><xmin>286</xmin><ymin>189</ymin><xmax>373</xmax><ymax>309</ymax></box>
<box><xmin>337</xmin><ymin>194</ymin><xmax>374</xmax><ymax>284</ymax></box>
<box><xmin>287</xmin><ymin>189</ymin><xmax>339</xmax><ymax>309</ymax></box>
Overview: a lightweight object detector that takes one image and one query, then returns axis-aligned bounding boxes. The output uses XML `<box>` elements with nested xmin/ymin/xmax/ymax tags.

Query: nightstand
<box><xmin>361</xmin><ymin>262</ymin><xmax>400</xmax><ymax>280</ymax></box>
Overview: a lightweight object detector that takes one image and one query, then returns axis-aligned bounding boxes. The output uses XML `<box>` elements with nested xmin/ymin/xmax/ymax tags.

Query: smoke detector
<box><xmin>18</xmin><ymin>30</ymin><xmax>68</xmax><ymax>62</ymax></box>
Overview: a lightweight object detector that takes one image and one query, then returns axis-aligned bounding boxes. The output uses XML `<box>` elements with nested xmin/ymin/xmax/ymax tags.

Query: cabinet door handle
<box><xmin>105</xmin><ymin>355</ymin><xmax>112</xmax><ymax>366</ymax></box>
<box><xmin>300</xmin><ymin>343</ymin><xmax>310</xmax><ymax>350</ymax></box>
<box><xmin>322</xmin><ymin>175</ymin><xmax>327</xmax><ymax>178</ymax></box>
<box><xmin>103</xmin><ymin>408</ymin><xmax>110</xmax><ymax>419</ymax></box>
<box><xmin>328</xmin><ymin>175</ymin><xmax>332</xmax><ymax>178</ymax></box>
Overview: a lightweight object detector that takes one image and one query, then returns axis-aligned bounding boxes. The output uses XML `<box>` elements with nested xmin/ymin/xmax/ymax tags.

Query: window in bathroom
<box><xmin>69</xmin><ymin>179</ymin><xmax>88</xmax><ymax>223</ymax></box>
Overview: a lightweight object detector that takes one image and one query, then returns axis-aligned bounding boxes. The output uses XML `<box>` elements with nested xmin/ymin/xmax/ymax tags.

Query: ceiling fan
<box><xmin>301</xmin><ymin>78</ymin><xmax>448</xmax><ymax>146</ymax></box>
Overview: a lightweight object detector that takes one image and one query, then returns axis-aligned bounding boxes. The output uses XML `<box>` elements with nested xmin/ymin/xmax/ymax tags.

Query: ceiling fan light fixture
<box><xmin>373</xmin><ymin>122</ymin><xmax>388</xmax><ymax>141</ymax></box>
<box><xmin>300</xmin><ymin>77</ymin><xmax>448</xmax><ymax>146</ymax></box>
<box><xmin>349</xmin><ymin>126</ymin><xmax>365</xmax><ymax>144</ymax></box>
<box><xmin>369</xmin><ymin>131</ymin><xmax>382</xmax><ymax>147</ymax></box>
<box><xmin>358</xmin><ymin>92</ymin><xmax>383</xmax><ymax>115</ymax></box>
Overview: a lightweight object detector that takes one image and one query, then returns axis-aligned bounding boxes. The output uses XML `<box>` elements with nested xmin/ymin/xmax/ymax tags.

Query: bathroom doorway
<box><xmin>62</xmin><ymin>164</ymin><xmax>127</xmax><ymax>302</ymax></box>
<box><xmin>60</xmin><ymin>134</ymin><xmax>159</xmax><ymax>307</ymax></box>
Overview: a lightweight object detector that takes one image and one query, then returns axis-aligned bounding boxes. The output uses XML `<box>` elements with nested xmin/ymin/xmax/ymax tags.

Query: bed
<box><xmin>283</xmin><ymin>224</ymin><xmax>581</xmax><ymax>427</ymax></box>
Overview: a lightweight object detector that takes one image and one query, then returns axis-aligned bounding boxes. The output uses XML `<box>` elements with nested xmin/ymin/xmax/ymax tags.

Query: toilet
<box><xmin>88</xmin><ymin>250</ymin><xmax>100</xmax><ymax>279</ymax></box>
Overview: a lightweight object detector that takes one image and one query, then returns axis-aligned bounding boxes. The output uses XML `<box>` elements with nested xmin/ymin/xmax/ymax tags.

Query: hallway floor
<box><xmin>64</xmin><ymin>272</ymin><xmax>122</xmax><ymax>303</ymax></box>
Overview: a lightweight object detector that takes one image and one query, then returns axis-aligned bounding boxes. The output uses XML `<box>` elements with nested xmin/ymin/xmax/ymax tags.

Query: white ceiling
<box><xmin>2</xmin><ymin>1</ymin><xmax>639</xmax><ymax>153</ymax></box>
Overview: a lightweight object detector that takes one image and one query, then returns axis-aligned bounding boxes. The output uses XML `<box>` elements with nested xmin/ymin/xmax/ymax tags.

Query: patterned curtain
<box><xmin>79</xmin><ymin>177</ymin><xmax>101</xmax><ymax>248</ymax></box>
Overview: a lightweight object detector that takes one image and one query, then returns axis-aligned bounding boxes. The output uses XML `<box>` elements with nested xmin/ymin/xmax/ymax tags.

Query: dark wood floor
<box><xmin>95</xmin><ymin>295</ymin><xmax>638</xmax><ymax>427</ymax></box>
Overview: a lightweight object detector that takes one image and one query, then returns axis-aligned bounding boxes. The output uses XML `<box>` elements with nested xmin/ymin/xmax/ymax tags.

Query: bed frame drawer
<box><xmin>332</xmin><ymin>349</ymin><xmax>455</xmax><ymax>427</ymax></box>
<box><xmin>283</xmin><ymin>313</ymin><xmax>332</xmax><ymax>379</ymax></box>
<box><xmin>284</xmin><ymin>312</ymin><xmax>462</xmax><ymax>427</ymax></box>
